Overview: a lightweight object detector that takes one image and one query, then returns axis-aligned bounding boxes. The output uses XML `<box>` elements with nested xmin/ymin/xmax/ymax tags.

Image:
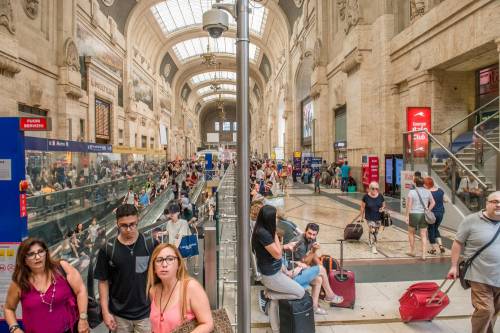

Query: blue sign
<box><xmin>303</xmin><ymin>156</ymin><xmax>312</xmax><ymax>168</ymax></box>
<box><xmin>25</xmin><ymin>136</ymin><xmax>112</xmax><ymax>153</ymax></box>
<box><xmin>395</xmin><ymin>158</ymin><xmax>404</xmax><ymax>186</ymax></box>
<box><xmin>312</xmin><ymin>157</ymin><xmax>322</xmax><ymax>174</ymax></box>
<box><xmin>386</xmin><ymin>158</ymin><xmax>393</xmax><ymax>184</ymax></box>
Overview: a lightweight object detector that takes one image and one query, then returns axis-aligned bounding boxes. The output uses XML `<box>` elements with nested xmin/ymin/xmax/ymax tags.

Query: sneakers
<box><xmin>258</xmin><ymin>290</ymin><xmax>270</xmax><ymax>315</ymax></box>
<box><xmin>314</xmin><ymin>307</ymin><xmax>328</xmax><ymax>315</ymax></box>
<box><xmin>325</xmin><ymin>294</ymin><xmax>344</xmax><ymax>304</ymax></box>
<box><xmin>372</xmin><ymin>245</ymin><xmax>378</xmax><ymax>254</ymax></box>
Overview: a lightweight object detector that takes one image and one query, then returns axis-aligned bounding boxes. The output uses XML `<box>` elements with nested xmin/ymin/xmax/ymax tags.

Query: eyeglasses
<box><xmin>26</xmin><ymin>249</ymin><xmax>47</xmax><ymax>260</ymax></box>
<box><xmin>370</xmin><ymin>187</ymin><xmax>379</xmax><ymax>190</ymax></box>
<box><xmin>155</xmin><ymin>256</ymin><xmax>178</xmax><ymax>266</ymax></box>
<box><xmin>118</xmin><ymin>222</ymin><xmax>138</xmax><ymax>231</ymax></box>
<box><xmin>487</xmin><ymin>200</ymin><xmax>500</xmax><ymax>205</ymax></box>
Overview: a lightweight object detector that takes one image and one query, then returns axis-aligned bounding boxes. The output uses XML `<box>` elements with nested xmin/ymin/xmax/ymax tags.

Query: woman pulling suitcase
<box><xmin>251</xmin><ymin>205</ymin><xmax>306</xmax><ymax>333</ymax></box>
<box><xmin>360</xmin><ymin>181</ymin><xmax>386</xmax><ymax>254</ymax></box>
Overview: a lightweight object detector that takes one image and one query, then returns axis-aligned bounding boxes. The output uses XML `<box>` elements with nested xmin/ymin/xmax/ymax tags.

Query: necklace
<box><xmin>37</xmin><ymin>278</ymin><xmax>57</xmax><ymax>312</ymax></box>
<box><xmin>159</xmin><ymin>280</ymin><xmax>178</xmax><ymax>322</ymax></box>
<box><xmin>123</xmin><ymin>236</ymin><xmax>139</xmax><ymax>255</ymax></box>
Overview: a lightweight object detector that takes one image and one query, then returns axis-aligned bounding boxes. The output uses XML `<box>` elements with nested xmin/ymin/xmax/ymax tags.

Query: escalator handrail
<box><xmin>473</xmin><ymin>110</ymin><xmax>500</xmax><ymax>153</ymax></box>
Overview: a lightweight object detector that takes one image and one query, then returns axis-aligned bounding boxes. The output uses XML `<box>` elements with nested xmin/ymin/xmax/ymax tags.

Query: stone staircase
<box><xmin>432</xmin><ymin>127</ymin><xmax>498</xmax><ymax>195</ymax></box>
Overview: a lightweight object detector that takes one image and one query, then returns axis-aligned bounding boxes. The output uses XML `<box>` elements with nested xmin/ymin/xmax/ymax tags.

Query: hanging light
<box><xmin>200</xmin><ymin>39</ymin><xmax>217</xmax><ymax>66</ymax></box>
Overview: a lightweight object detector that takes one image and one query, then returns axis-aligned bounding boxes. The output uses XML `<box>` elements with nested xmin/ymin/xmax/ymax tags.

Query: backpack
<box><xmin>320</xmin><ymin>255</ymin><xmax>339</xmax><ymax>274</ymax></box>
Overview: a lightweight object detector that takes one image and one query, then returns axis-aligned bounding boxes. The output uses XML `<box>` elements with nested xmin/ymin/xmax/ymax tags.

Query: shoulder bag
<box><xmin>458</xmin><ymin>222</ymin><xmax>500</xmax><ymax>289</ymax></box>
<box><xmin>414</xmin><ymin>188</ymin><xmax>436</xmax><ymax>224</ymax></box>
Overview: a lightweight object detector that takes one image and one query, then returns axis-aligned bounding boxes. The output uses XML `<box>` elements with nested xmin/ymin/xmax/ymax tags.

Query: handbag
<box><xmin>178</xmin><ymin>234</ymin><xmax>199</xmax><ymax>258</ymax></box>
<box><xmin>171</xmin><ymin>308</ymin><xmax>233</xmax><ymax>333</ymax></box>
<box><xmin>458</xmin><ymin>222</ymin><xmax>500</xmax><ymax>289</ymax></box>
<box><xmin>87</xmin><ymin>296</ymin><xmax>103</xmax><ymax>329</ymax></box>
<box><xmin>381</xmin><ymin>210</ymin><xmax>393</xmax><ymax>227</ymax></box>
<box><xmin>414</xmin><ymin>188</ymin><xmax>436</xmax><ymax>224</ymax></box>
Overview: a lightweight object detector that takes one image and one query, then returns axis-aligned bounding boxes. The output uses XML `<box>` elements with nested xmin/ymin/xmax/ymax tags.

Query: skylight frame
<box><xmin>172</xmin><ymin>37</ymin><xmax>259</xmax><ymax>63</ymax></box>
<box><xmin>202</xmin><ymin>93</ymin><xmax>236</xmax><ymax>103</ymax></box>
<box><xmin>191</xmin><ymin>71</ymin><xmax>236</xmax><ymax>85</ymax></box>
<box><xmin>151</xmin><ymin>0</ymin><xmax>268</xmax><ymax>37</ymax></box>
<box><xmin>197</xmin><ymin>83</ymin><xmax>237</xmax><ymax>96</ymax></box>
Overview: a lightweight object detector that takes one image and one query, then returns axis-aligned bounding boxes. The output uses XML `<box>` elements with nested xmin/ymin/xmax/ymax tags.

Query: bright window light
<box><xmin>191</xmin><ymin>71</ymin><xmax>236</xmax><ymax>85</ymax></box>
<box><xmin>202</xmin><ymin>93</ymin><xmax>236</xmax><ymax>102</ymax></box>
<box><xmin>172</xmin><ymin>37</ymin><xmax>259</xmax><ymax>63</ymax></box>
<box><xmin>151</xmin><ymin>1</ymin><xmax>267</xmax><ymax>36</ymax></box>
<box><xmin>197</xmin><ymin>84</ymin><xmax>236</xmax><ymax>96</ymax></box>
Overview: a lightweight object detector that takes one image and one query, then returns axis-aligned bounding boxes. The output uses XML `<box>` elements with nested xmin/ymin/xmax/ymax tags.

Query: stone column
<box><xmin>495</xmin><ymin>38</ymin><xmax>500</xmax><ymax>190</ymax></box>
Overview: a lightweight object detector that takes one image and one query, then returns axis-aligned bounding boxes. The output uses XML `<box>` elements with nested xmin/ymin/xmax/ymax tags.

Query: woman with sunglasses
<box><xmin>4</xmin><ymin>238</ymin><xmax>89</xmax><ymax>333</ymax></box>
<box><xmin>146</xmin><ymin>244</ymin><xmax>213</xmax><ymax>333</ymax></box>
<box><xmin>360</xmin><ymin>181</ymin><xmax>386</xmax><ymax>254</ymax></box>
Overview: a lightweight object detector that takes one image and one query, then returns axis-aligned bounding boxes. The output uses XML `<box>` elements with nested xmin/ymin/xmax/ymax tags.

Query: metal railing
<box><xmin>403</xmin><ymin>129</ymin><xmax>488</xmax><ymax>209</ymax></box>
<box><xmin>436</xmin><ymin>97</ymin><xmax>499</xmax><ymax>149</ymax></box>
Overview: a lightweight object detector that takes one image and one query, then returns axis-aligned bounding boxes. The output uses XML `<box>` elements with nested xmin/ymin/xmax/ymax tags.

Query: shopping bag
<box><xmin>178</xmin><ymin>234</ymin><xmax>199</xmax><ymax>258</ymax></box>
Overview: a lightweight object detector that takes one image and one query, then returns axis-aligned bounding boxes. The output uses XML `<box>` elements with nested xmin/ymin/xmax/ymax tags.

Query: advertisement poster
<box><xmin>302</xmin><ymin>99</ymin><xmax>314</xmax><ymax>141</ymax></box>
<box><xmin>369</xmin><ymin>156</ymin><xmax>379</xmax><ymax>183</ymax></box>
<box><xmin>0</xmin><ymin>243</ymin><xmax>21</xmax><ymax>320</ymax></box>
<box><xmin>303</xmin><ymin>156</ymin><xmax>313</xmax><ymax>169</ymax></box>
<box><xmin>293</xmin><ymin>151</ymin><xmax>302</xmax><ymax>177</ymax></box>
<box><xmin>312</xmin><ymin>157</ymin><xmax>322</xmax><ymax>174</ymax></box>
<box><xmin>395</xmin><ymin>158</ymin><xmax>404</xmax><ymax>186</ymax></box>
<box><xmin>400</xmin><ymin>170</ymin><xmax>415</xmax><ymax>213</ymax></box>
<box><xmin>385</xmin><ymin>158</ymin><xmax>393</xmax><ymax>184</ymax></box>
<box><xmin>406</xmin><ymin>107</ymin><xmax>431</xmax><ymax>158</ymax></box>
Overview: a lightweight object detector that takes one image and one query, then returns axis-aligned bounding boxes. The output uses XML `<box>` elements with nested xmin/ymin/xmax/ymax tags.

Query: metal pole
<box><xmin>410</xmin><ymin>133</ymin><xmax>414</xmax><ymax>171</ymax></box>
<box><xmin>427</xmin><ymin>133</ymin><xmax>431</xmax><ymax>176</ymax></box>
<box><xmin>236</xmin><ymin>1</ymin><xmax>250</xmax><ymax>332</ymax></box>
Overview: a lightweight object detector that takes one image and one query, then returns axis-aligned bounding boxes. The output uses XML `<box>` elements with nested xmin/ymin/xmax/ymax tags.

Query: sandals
<box><xmin>325</xmin><ymin>294</ymin><xmax>344</xmax><ymax>304</ymax></box>
<box><xmin>439</xmin><ymin>246</ymin><xmax>446</xmax><ymax>254</ymax></box>
<box><xmin>427</xmin><ymin>249</ymin><xmax>437</xmax><ymax>255</ymax></box>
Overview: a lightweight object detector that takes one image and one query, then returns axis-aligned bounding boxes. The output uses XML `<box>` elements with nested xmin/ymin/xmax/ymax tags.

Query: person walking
<box><xmin>95</xmin><ymin>204</ymin><xmax>157</xmax><ymax>333</ymax></box>
<box><xmin>146</xmin><ymin>244</ymin><xmax>213</xmax><ymax>333</ymax></box>
<box><xmin>4</xmin><ymin>238</ymin><xmax>89</xmax><ymax>333</ymax></box>
<box><xmin>424</xmin><ymin>177</ymin><xmax>447</xmax><ymax>255</ymax></box>
<box><xmin>405</xmin><ymin>177</ymin><xmax>435</xmax><ymax>260</ymax></box>
<box><xmin>340</xmin><ymin>161</ymin><xmax>350</xmax><ymax>192</ymax></box>
<box><xmin>360</xmin><ymin>181</ymin><xmax>385</xmax><ymax>254</ymax></box>
<box><xmin>252</xmin><ymin>205</ymin><xmax>304</xmax><ymax>333</ymax></box>
<box><xmin>447</xmin><ymin>191</ymin><xmax>500</xmax><ymax>333</ymax></box>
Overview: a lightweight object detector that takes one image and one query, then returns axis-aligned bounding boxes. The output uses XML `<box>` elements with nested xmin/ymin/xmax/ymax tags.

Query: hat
<box><xmin>167</xmin><ymin>203</ymin><xmax>180</xmax><ymax>214</ymax></box>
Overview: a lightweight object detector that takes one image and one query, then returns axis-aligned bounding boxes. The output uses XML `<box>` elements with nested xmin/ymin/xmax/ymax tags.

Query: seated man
<box><xmin>287</xmin><ymin>223</ymin><xmax>343</xmax><ymax>307</ymax></box>
<box><xmin>457</xmin><ymin>174</ymin><xmax>483</xmax><ymax>209</ymax></box>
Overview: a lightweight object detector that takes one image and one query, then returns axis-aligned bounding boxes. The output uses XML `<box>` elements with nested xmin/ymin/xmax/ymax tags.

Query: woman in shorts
<box><xmin>360</xmin><ymin>182</ymin><xmax>385</xmax><ymax>254</ymax></box>
<box><xmin>405</xmin><ymin>177</ymin><xmax>435</xmax><ymax>260</ymax></box>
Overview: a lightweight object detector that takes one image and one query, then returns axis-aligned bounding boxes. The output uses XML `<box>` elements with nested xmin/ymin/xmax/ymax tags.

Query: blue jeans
<box><xmin>341</xmin><ymin>177</ymin><xmax>348</xmax><ymax>192</ymax></box>
<box><xmin>428</xmin><ymin>211</ymin><xmax>444</xmax><ymax>244</ymax></box>
<box><xmin>293</xmin><ymin>265</ymin><xmax>320</xmax><ymax>288</ymax></box>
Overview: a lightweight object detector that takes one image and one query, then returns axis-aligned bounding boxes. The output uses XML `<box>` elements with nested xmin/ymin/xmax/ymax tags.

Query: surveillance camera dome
<box><xmin>203</xmin><ymin>9</ymin><xmax>229</xmax><ymax>39</ymax></box>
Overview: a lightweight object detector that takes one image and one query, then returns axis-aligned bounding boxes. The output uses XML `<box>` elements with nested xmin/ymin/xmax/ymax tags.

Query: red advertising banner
<box><xmin>406</xmin><ymin>107</ymin><xmax>431</xmax><ymax>157</ymax></box>
<box><xmin>20</xmin><ymin>194</ymin><xmax>27</xmax><ymax>218</ymax></box>
<box><xmin>19</xmin><ymin>117</ymin><xmax>48</xmax><ymax>131</ymax></box>
<box><xmin>369</xmin><ymin>156</ymin><xmax>379</xmax><ymax>183</ymax></box>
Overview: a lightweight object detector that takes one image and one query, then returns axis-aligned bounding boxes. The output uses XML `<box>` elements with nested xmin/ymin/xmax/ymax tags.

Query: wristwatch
<box><xmin>79</xmin><ymin>313</ymin><xmax>88</xmax><ymax>320</ymax></box>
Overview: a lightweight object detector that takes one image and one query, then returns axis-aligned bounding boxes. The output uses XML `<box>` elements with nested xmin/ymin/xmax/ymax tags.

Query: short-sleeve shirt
<box><xmin>362</xmin><ymin>194</ymin><xmax>384</xmax><ymax>221</ymax></box>
<box><xmin>290</xmin><ymin>234</ymin><xmax>314</xmax><ymax>262</ymax></box>
<box><xmin>341</xmin><ymin>165</ymin><xmax>350</xmax><ymax>178</ymax></box>
<box><xmin>165</xmin><ymin>219</ymin><xmax>190</xmax><ymax>245</ymax></box>
<box><xmin>455</xmin><ymin>212</ymin><xmax>500</xmax><ymax>287</ymax></box>
<box><xmin>252</xmin><ymin>228</ymin><xmax>282</xmax><ymax>276</ymax></box>
<box><xmin>94</xmin><ymin>234</ymin><xmax>155</xmax><ymax>320</ymax></box>
<box><xmin>408</xmin><ymin>187</ymin><xmax>433</xmax><ymax>213</ymax></box>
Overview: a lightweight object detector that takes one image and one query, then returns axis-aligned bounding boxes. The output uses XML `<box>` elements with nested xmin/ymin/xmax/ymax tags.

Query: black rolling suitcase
<box><xmin>279</xmin><ymin>292</ymin><xmax>315</xmax><ymax>333</ymax></box>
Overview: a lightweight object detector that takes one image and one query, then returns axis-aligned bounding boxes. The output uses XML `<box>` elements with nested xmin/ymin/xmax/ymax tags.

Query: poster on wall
<box><xmin>132</xmin><ymin>71</ymin><xmax>154</xmax><ymax>111</ymax></box>
<box><xmin>312</xmin><ymin>157</ymin><xmax>322</xmax><ymax>174</ymax></box>
<box><xmin>406</xmin><ymin>107</ymin><xmax>431</xmax><ymax>158</ymax></box>
<box><xmin>274</xmin><ymin>147</ymin><xmax>284</xmax><ymax>160</ymax></box>
<box><xmin>302</xmin><ymin>99</ymin><xmax>314</xmax><ymax>142</ymax></box>
<box><xmin>293</xmin><ymin>151</ymin><xmax>302</xmax><ymax>177</ymax></box>
<box><xmin>159</xmin><ymin>124</ymin><xmax>168</xmax><ymax>145</ymax></box>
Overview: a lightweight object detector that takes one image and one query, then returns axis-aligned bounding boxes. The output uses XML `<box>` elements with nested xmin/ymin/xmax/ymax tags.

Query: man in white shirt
<box><xmin>165</xmin><ymin>203</ymin><xmax>190</xmax><ymax>247</ymax></box>
<box><xmin>457</xmin><ymin>174</ymin><xmax>483</xmax><ymax>208</ymax></box>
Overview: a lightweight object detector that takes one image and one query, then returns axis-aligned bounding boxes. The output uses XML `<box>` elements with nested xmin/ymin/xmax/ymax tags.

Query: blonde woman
<box><xmin>146</xmin><ymin>244</ymin><xmax>213</xmax><ymax>333</ymax></box>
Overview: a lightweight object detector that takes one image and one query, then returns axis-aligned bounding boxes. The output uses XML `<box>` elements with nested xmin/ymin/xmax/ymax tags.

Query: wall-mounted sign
<box><xmin>334</xmin><ymin>140</ymin><xmax>347</xmax><ymax>149</ymax></box>
<box><xmin>406</xmin><ymin>107</ymin><xmax>431</xmax><ymax>158</ymax></box>
<box><xmin>19</xmin><ymin>117</ymin><xmax>48</xmax><ymax>131</ymax></box>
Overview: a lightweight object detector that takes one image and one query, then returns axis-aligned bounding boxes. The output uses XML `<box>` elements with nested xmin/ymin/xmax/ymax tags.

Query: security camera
<box><xmin>203</xmin><ymin>9</ymin><xmax>229</xmax><ymax>39</ymax></box>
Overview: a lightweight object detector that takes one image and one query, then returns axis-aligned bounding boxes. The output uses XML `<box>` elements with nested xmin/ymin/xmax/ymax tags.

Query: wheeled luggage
<box><xmin>343</xmin><ymin>221</ymin><xmax>363</xmax><ymax>241</ymax></box>
<box><xmin>399</xmin><ymin>279</ymin><xmax>455</xmax><ymax>322</ymax></box>
<box><xmin>279</xmin><ymin>292</ymin><xmax>315</xmax><ymax>333</ymax></box>
<box><xmin>329</xmin><ymin>239</ymin><xmax>356</xmax><ymax>309</ymax></box>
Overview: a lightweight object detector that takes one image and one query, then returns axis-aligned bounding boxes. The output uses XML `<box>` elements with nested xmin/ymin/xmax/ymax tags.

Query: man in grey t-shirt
<box><xmin>448</xmin><ymin>191</ymin><xmax>500</xmax><ymax>333</ymax></box>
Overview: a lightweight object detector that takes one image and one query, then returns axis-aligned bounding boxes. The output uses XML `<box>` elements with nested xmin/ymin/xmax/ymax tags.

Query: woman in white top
<box><xmin>405</xmin><ymin>177</ymin><xmax>435</xmax><ymax>260</ymax></box>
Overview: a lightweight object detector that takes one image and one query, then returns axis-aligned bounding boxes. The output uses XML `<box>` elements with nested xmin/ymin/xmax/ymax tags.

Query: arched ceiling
<box><xmin>123</xmin><ymin>0</ymin><xmax>291</xmax><ymax>108</ymax></box>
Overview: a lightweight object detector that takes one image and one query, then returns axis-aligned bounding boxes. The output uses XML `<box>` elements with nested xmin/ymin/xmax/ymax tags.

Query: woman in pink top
<box><xmin>3</xmin><ymin>238</ymin><xmax>89</xmax><ymax>333</ymax></box>
<box><xmin>146</xmin><ymin>244</ymin><xmax>213</xmax><ymax>333</ymax></box>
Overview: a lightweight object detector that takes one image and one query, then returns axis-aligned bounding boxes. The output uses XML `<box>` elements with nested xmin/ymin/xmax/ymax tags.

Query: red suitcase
<box><xmin>399</xmin><ymin>279</ymin><xmax>455</xmax><ymax>322</ymax></box>
<box><xmin>329</xmin><ymin>239</ymin><xmax>356</xmax><ymax>309</ymax></box>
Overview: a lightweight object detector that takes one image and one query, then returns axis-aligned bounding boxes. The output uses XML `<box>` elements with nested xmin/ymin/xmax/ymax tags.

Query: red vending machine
<box><xmin>362</xmin><ymin>155</ymin><xmax>380</xmax><ymax>192</ymax></box>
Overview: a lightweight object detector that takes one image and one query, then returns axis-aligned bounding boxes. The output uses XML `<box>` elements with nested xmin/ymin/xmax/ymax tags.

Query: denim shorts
<box><xmin>293</xmin><ymin>265</ymin><xmax>320</xmax><ymax>289</ymax></box>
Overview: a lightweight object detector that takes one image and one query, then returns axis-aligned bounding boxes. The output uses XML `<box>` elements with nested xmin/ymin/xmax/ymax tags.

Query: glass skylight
<box><xmin>191</xmin><ymin>71</ymin><xmax>236</xmax><ymax>85</ymax></box>
<box><xmin>152</xmin><ymin>0</ymin><xmax>268</xmax><ymax>36</ymax></box>
<box><xmin>202</xmin><ymin>93</ymin><xmax>236</xmax><ymax>102</ymax></box>
<box><xmin>197</xmin><ymin>84</ymin><xmax>236</xmax><ymax>96</ymax></box>
<box><xmin>172</xmin><ymin>37</ymin><xmax>259</xmax><ymax>63</ymax></box>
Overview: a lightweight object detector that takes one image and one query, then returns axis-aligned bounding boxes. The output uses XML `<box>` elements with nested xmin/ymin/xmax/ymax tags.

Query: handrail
<box><xmin>473</xmin><ymin>111</ymin><xmax>500</xmax><ymax>153</ymax></box>
<box><xmin>403</xmin><ymin>129</ymin><xmax>488</xmax><ymax>190</ymax></box>
<box><xmin>436</xmin><ymin>96</ymin><xmax>499</xmax><ymax>135</ymax></box>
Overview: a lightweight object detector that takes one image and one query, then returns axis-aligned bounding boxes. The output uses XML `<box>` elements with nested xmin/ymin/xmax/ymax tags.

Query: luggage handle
<box><xmin>426</xmin><ymin>279</ymin><xmax>456</xmax><ymax>305</ymax></box>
